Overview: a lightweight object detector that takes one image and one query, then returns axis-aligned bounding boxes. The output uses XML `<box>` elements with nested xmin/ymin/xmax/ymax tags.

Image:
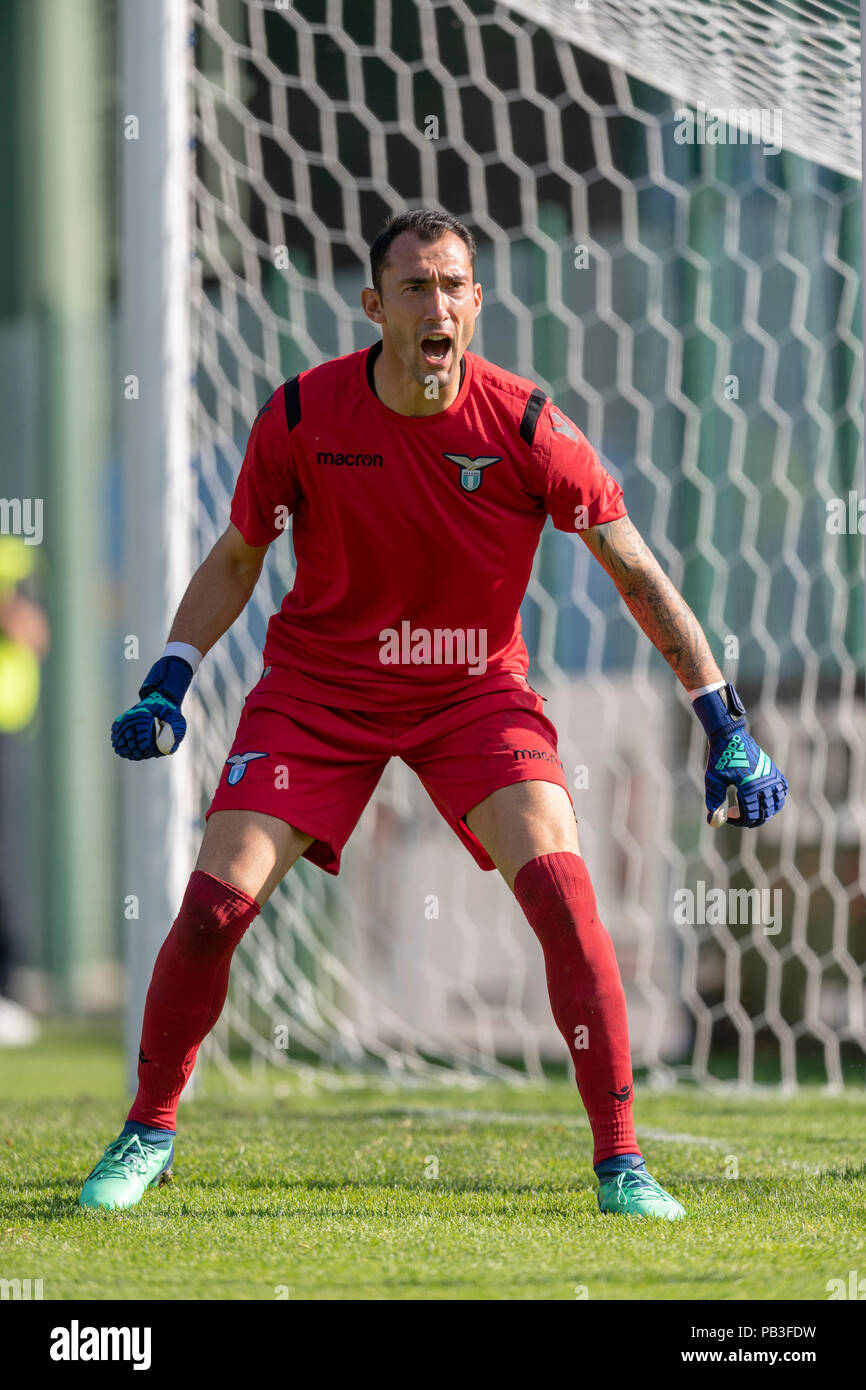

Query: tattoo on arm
<box><xmin>583</xmin><ymin>516</ymin><xmax>723</xmax><ymax>692</ymax></box>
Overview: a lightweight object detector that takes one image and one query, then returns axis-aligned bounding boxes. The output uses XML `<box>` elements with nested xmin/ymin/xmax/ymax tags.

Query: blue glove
<box><xmin>110</xmin><ymin>655</ymin><xmax>193</xmax><ymax>760</ymax></box>
<box><xmin>693</xmin><ymin>683</ymin><xmax>788</xmax><ymax>828</ymax></box>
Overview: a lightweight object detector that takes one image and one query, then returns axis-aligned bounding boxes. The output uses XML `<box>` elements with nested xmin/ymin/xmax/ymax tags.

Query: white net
<box><xmin>503</xmin><ymin>0</ymin><xmax>862</xmax><ymax>179</ymax></box>
<box><xmin>187</xmin><ymin>0</ymin><xmax>865</xmax><ymax>1090</ymax></box>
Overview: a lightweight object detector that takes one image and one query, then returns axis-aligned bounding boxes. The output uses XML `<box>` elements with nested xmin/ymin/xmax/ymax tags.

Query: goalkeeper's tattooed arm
<box><xmin>581</xmin><ymin>515</ymin><xmax>723</xmax><ymax>692</ymax></box>
<box><xmin>582</xmin><ymin>514</ymin><xmax>787</xmax><ymax>828</ymax></box>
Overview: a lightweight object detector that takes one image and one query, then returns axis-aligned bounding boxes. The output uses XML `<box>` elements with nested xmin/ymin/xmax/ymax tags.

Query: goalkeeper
<box><xmin>81</xmin><ymin>209</ymin><xmax>787</xmax><ymax>1219</ymax></box>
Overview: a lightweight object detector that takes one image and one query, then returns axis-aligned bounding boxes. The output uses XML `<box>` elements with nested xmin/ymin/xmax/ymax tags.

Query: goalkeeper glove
<box><xmin>110</xmin><ymin>654</ymin><xmax>193</xmax><ymax>761</ymax></box>
<box><xmin>692</xmin><ymin>682</ymin><xmax>788</xmax><ymax>829</ymax></box>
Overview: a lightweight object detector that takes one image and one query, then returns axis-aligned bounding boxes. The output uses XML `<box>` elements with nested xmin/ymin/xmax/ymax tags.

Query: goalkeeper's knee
<box><xmin>175</xmin><ymin>869</ymin><xmax>261</xmax><ymax>951</ymax></box>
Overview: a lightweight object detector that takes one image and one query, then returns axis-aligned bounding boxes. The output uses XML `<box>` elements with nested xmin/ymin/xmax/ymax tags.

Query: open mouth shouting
<box><xmin>419</xmin><ymin>331</ymin><xmax>454</xmax><ymax>369</ymax></box>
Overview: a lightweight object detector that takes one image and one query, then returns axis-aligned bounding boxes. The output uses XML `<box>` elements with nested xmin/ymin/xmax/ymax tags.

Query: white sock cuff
<box><xmin>687</xmin><ymin>680</ymin><xmax>726</xmax><ymax>702</ymax></box>
<box><xmin>163</xmin><ymin>641</ymin><xmax>203</xmax><ymax>673</ymax></box>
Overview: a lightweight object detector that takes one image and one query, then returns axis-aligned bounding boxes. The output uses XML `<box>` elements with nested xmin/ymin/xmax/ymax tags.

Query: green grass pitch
<box><xmin>2</xmin><ymin>1024</ymin><xmax>865</xmax><ymax>1301</ymax></box>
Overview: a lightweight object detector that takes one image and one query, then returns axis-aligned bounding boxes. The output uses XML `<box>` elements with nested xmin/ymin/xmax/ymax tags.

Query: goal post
<box><xmin>120</xmin><ymin>0</ymin><xmax>197</xmax><ymax>1093</ymax></box>
<box><xmin>124</xmin><ymin>0</ymin><xmax>864</xmax><ymax>1093</ymax></box>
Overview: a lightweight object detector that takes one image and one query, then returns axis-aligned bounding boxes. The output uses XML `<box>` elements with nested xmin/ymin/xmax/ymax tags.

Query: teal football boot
<box><xmin>597</xmin><ymin>1168</ymin><xmax>685</xmax><ymax>1220</ymax></box>
<box><xmin>79</xmin><ymin>1132</ymin><xmax>174</xmax><ymax>1211</ymax></box>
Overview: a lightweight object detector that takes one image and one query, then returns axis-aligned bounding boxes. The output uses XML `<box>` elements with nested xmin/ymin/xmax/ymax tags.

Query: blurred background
<box><xmin>0</xmin><ymin>0</ymin><xmax>121</xmax><ymax>1031</ymax></box>
<box><xmin>0</xmin><ymin>0</ymin><xmax>863</xmax><ymax>1088</ymax></box>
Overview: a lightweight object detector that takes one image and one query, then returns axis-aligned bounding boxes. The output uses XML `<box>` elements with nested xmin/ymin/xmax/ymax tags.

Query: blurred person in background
<box><xmin>0</xmin><ymin>534</ymin><xmax>49</xmax><ymax>1045</ymax></box>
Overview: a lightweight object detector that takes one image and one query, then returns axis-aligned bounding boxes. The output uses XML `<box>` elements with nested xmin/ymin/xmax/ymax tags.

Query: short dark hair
<box><xmin>369</xmin><ymin>208</ymin><xmax>477</xmax><ymax>294</ymax></box>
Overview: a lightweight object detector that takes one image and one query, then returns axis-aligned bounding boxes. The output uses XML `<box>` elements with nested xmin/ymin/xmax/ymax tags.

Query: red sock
<box><xmin>127</xmin><ymin>870</ymin><xmax>260</xmax><ymax>1131</ymax></box>
<box><xmin>513</xmin><ymin>852</ymin><xmax>640</xmax><ymax>1166</ymax></box>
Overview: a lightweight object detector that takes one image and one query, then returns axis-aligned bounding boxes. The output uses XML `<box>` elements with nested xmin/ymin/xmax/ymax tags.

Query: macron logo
<box><xmin>316</xmin><ymin>451</ymin><xmax>383</xmax><ymax>468</ymax></box>
<box><xmin>512</xmin><ymin>748</ymin><xmax>563</xmax><ymax>767</ymax></box>
<box><xmin>50</xmin><ymin>1321</ymin><xmax>152</xmax><ymax>1371</ymax></box>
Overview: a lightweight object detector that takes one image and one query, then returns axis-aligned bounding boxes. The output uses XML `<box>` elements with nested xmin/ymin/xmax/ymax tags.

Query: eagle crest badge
<box><xmin>443</xmin><ymin>453</ymin><xmax>502</xmax><ymax>493</ymax></box>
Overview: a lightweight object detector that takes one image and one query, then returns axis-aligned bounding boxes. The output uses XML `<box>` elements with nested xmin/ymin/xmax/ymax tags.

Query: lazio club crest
<box><xmin>226</xmin><ymin>751</ymin><xmax>267</xmax><ymax>785</ymax></box>
<box><xmin>443</xmin><ymin>453</ymin><xmax>502</xmax><ymax>493</ymax></box>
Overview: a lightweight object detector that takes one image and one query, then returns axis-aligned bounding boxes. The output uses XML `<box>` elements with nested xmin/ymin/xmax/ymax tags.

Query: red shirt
<box><xmin>230</xmin><ymin>343</ymin><xmax>627</xmax><ymax>709</ymax></box>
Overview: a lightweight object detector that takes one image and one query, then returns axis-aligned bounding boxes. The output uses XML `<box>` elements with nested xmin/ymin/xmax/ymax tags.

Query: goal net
<box><xmin>177</xmin><ymin>0</ymin><xmax>864</xmax><ymax>1091</ymax></box>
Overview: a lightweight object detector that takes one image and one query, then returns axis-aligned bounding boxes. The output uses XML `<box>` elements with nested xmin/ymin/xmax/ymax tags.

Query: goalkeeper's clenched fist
<box><xmin>111</xmin><ymin>652</ymin><xmax>195</xmax><ymax>760</ymax></box>
<box><xmin>692</xmin><ymin>682</ymin><xmax>788</xmax><ymax>829</ymax></box>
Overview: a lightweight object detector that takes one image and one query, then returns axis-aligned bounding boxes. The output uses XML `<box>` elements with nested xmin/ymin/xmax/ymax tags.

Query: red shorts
<box><xmin>206</xmin><ymin>667</ymin><xmax>573</xmax><ymax>874</ymax></box>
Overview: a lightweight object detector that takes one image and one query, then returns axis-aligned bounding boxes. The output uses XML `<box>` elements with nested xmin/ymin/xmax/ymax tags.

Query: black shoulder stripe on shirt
<box><xmin>519</xmin><ymin>387</ymin><xmax>547</xmax><ymax>445</ymax></box>
<box><xmin>283</xmin><ymin>375</ymin><xmax>301</xmax><ymax>432</ymax></box>
<box><xmin>366</xmin><ymin>341</ymin><xmax>383</xmax><ymax>395</ymax></box>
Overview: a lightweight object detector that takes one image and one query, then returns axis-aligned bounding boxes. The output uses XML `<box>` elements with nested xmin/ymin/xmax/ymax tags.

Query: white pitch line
<box><xmin>381</xmin><ymin>1107</ymin><xmax>727</xmax><ymax>1147</ymax></box>
<box><xmin>638</xmin><ymin>1126</ymin><xmax>726</xmax><ymax>1148</ymax></box>
<box><xmin>390</xmin><ymin>1111</ymin><xmax>838</xmax><ymax>1168</ymax></box>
